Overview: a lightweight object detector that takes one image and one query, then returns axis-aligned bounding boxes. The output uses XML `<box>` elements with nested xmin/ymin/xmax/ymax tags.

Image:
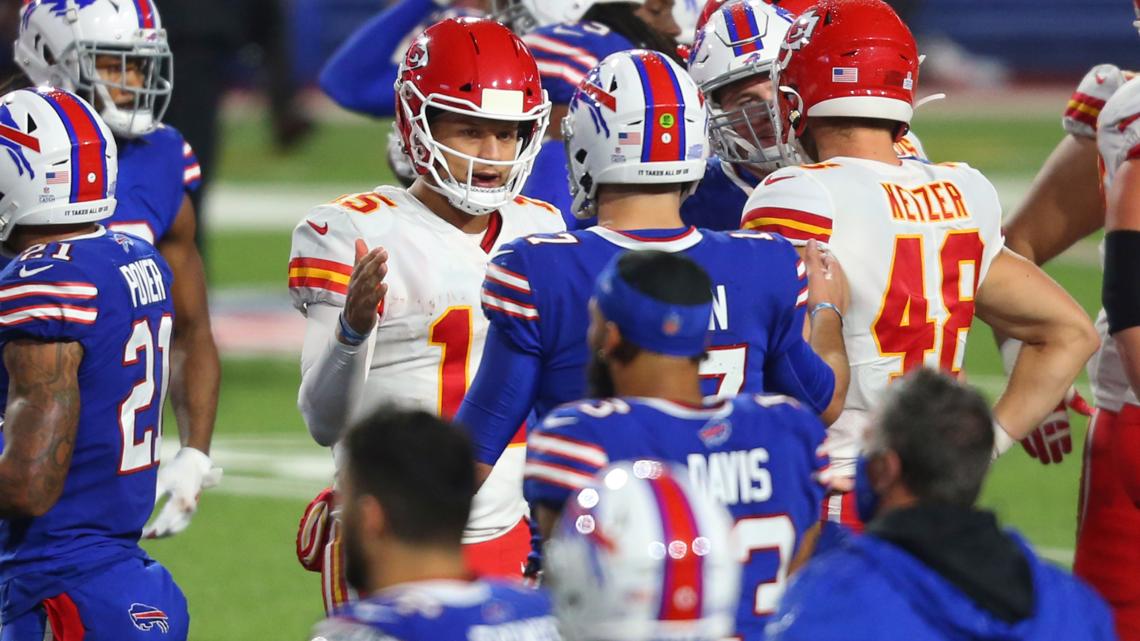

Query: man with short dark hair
<box><xmin>309</xmin><ymin>408</ymin><xmax>559</xmax><ymax>641</ymax></box>
<box><xmin>526</xmin><ymin>249</ymin><xmax>832</xmax><ymax>641</ymax></box>
<box><xmin>765</xmin><ymin>369</ymin><xmax>1116</xmax><ymax>641</ymax></box>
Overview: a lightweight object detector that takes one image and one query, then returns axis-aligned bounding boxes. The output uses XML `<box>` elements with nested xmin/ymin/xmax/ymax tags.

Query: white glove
<box><xmin>143</xmin><ymin>447</ymin><xmax>223</xmax><ymax>539</ymax></box>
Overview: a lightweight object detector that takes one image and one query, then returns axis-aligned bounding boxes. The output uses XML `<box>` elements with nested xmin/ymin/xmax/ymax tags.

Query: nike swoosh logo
<box><xmin>307</xmin><ymin>220</ymin><xmax>329</xmax><ymax>235</ymax></box>
<box><xmin>19</xmin><ymin>265</ymin><xmax>53</xmax><ymax>278</ymax></box>
<box><xmin>763</xmin><ymin>174</ymin><xmax>796</xmax><ymax>186</ymax></box>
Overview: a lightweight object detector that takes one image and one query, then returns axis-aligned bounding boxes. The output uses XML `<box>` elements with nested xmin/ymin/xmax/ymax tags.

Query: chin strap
<box><xmin>913</xmin><ymin>93</ymin><xmax>947</xmax><ymax>111</ymax></box>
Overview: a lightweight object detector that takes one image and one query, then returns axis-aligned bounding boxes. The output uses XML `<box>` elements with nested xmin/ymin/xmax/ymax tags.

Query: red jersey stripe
<box><xmin>289</xmin><ymin>257</ymin><xmax>354</xmax><ymax>276</ymax></box>
<box><xmin>289</xmin><ymin>276</ymin><xmax>348</xmax><ymax>295</ymax></box>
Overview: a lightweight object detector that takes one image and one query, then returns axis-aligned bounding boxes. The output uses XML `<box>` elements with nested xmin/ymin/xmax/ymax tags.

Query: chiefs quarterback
<box><xmin>287</xmin><ymin>17</ymin><xmax>564</xmax><ymax>613</ymax></box>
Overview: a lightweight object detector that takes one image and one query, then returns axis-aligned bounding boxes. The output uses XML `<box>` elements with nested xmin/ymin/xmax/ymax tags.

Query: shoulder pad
<box><xmin>742</xmin><ymin>167</ymin><xmax>833</xmax><ymax>245</ymax></box>
<box><xmin>288</xmin><ymin>202</ymin><xmax>368</xmax><ymax>312</ymax></box>
<box><xmin>1065</xmin><ymin>64</ymin><xmax>1131</xmax><ymax>138</ymax></box>
<box><xmin>327</xmin><ymin>190</ymin><xmax>401</xmax><ymax>215</ymax></box>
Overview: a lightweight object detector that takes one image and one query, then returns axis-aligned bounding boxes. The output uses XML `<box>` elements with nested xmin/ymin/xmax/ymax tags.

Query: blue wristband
<box><xmin>338</xmin><ymin>312</ymin><xmax>368</xmax><ymax>346</ymax></box>
<box><xmin>810</xmin><ymin>302</ymin><xmax>843</xmax><ymax>325</ymax></box>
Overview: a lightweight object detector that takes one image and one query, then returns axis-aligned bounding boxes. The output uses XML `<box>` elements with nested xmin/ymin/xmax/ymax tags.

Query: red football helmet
<box><xmin>772</xmin><ymin>0</ymin><xmax>918</xmax><ymax>161</ymax></box>
<box><xmin>395</xmin><ymin>17</ymin><xmax>550</xmax><ymax>216</ymax></box>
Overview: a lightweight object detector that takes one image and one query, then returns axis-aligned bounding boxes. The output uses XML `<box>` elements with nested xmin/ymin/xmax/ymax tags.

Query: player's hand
<box><xmin>297</xmin><ymin>487</ymin><xmax>336</xmax><ymax>572</ymax></box>
<box><xmin>343</xmin><ymin>239</ymin><xmax>389</xmax><ymax>337</ymax></box>
<box><xmin>1021</xmin><ymin>387</ymin><xmax>1092</xmax><ymax>464</ymax></box>
<box><xmin>804</xmin><ymin>239</ymin><xmax>849</xmax><ymax>315</ymax></box>
<box><xmin>143</xmin><ymin>447</ymin><xmax>223</xmax><ymax>539</ymax></box>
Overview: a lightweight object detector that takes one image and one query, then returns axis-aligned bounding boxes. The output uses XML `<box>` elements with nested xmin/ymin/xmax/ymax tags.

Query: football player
<box><xmin>526</xmin><ymin>250</ymin><xmax>832</xmax><ymax>640</ymax></box>
<box><xmin>741</xmin><ymin>0</ymin><xmax>1099</xmax><ymax>528</ymax></box>
<box><xmin>309</xmin><ymin>408</ymin><xmax>558</xmax><ymax>641</ymax></box>
<box><xmin>545</xmin><ymin>461</ymin><xmax>740</xmax><ymax>641</ymax></box>
<box><xmin>0</xmin><ymin>88</ymin><xmax>186</xmax><ymax>641</ymax></box>
<box><xmin>494</xmin><ymin>0</ymin><xmax>684</xmax><ymax>223</ymax></box>
<box><xmin>683</xmin><ymin>0</ymin><xmax>926</xmax><ymax>231</ymax></box>
<box><xmin>289</xmin><ymin>18</ymin><xmax>565</xmax><ymax>612</ymax></box>
<box><xmin>457</xmin><ymin>50</ymin><xmax>848</xmax><ymax>495</ymax></box>
<box><xmin>967</xmin><ymin>21</ymin><xmax>1140</xmax><ymax>633</ymax></box>
<box><xmin>992</xmin><ymin>63</ymin><xmax>1126</xmax><ymax>467</ymax></box>
<box><xmin>15</xmin><ymin>0</ymin><xmax>221</xmax><ymax>538</ymax></box>
<box><xmin>1087</xmin><ymin>57</ymin><xmax>1140</xmax><ymax>641</ymax></box>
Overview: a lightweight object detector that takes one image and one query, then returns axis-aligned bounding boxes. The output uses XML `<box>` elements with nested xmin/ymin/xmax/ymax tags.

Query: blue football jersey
<box><xmin>311</xmin><ymin>579</ymin><xmax>559</xmax><ymax>641</ymax></box>
<box><xmin>523</xmin><ymin>139</ymin><xmax>578</xmax><ymax>230</ymax></box>
<box><xmin>519</xmin><ymin>22</ymin><xmax>635</xmax><ymax>228</ymax></box>
<box><xmin>0</xmin><ymin>229</ymin><xmax>174</xmax><ymax>621</ymax></box>
<box><xmin>463</xmin><ymin>225</ymin><xmax>834</xmax><ymax>466</ymax></box>
<box><xmin>525</xmin><ymin>394</ymin><xmax>829</xmax><ymax>640</ymax></box>
<box><xmin>681</xmin><ymin>157</ymin><xmax>762</xmax><ymax>231</ymax></box>
<box><xmin>108</xmin><ymin>125</ymin><xmax>200</xmax><ymax>245</ymax></box>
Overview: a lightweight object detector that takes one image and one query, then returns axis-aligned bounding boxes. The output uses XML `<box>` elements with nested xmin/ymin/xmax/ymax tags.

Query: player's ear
<box><xmin>602</xmin><ymin>321</ymin><xmax>623</xmax><ymax>358</ymax></box>
<box><xmin>360</xmin><ymin>495</ymin><xmax>387</xmax><ymax>539</ymax></box>
<box><xmin>869</xmin><ymin>449</ymin><xmax>902</xmax><ymax>494</ymax></box>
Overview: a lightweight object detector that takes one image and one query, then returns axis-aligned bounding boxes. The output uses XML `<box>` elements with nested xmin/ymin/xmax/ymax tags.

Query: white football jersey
<box><xmin>742</xmin><ymin>157</ymin><xmax>1005</xmax><ymax>471</ymax></box>
<box><xmin>1091</xmin><ymin>74</ymin><xmax>1140</xmax><ymax>412</ymax></box>
<box><xmin>289</xmin><ymin>186</ymin><xmax>566</xmax><ymax>541</ymax></box>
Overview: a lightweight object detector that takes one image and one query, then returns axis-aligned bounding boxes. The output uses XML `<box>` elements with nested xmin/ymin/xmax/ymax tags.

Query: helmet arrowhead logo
<box><xmin>403</xmin><ymin>40</ymin><xmax>429</xmax><ymax>72</ymax></box>
<box><xmin>782</xmin><ymin>9</ymin><xmax>821</xmax><ymax>52</ymax></box>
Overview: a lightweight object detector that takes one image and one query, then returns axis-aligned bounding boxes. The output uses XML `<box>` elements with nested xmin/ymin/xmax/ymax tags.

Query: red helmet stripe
<box><xmin>580</xmin><ymin>81</ymin><xmax>618</xmax><ymax>111</ymax></box>
<box><xmin>134</xmin><ymin>0</ymin><xmax>156</xmax><ymax>29</ymax></box>
<box><xmin>39</xmin><ymin>91</ymin><xmax>108</xmax><ymax>204</ymax></box>
<box><xmin>633</xmin><ymin>53</ymin><xmax>685</xmax><ymax>163</ymax></box>
<box><xmin>727</xmin><ymin>3</ymin><xmax>760</xmax><ymax>54</ymax></box>
<box><xmin>0</xmin><ymin>124</ymin><xmax>40</xmax><ymax>152</ymax></box>
<box><xmin>647</xmin><ymin>472</ymin><xmax>704</xmax><ymax>621</ymax></box>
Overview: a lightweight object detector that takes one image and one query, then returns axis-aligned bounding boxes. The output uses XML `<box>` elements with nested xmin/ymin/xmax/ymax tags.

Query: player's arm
<box><xmin>156</xmin><ymin>195</ymin><xmax>218</xmax><ymax>455</ymax></box>
<box><xmin>0</xmin><ymin>339</ymin><xmax>82</xmax><ymax>518</ymax></box>
<box><xmin>763</xmin><ymin>240</ymin><xmax>848</xmax><ymax>424</ymax></box>
<box><xmin>298</xmin><ymin>240</ymin><xmax>387</xmax><ymax>447</ymax></box>
<box><xmin>456</xmin><ymin>246</ymin><xmax>545</xmax><ymax>485</ymax></box>
<box><xmin>742</xmin><ymin>173</ymin><xmax>849</xmax><ymax>422</ymax></box>
<box><xmin>141</xmin><ymin>196</ymin><xmax>226</xmax><ymax>538</ymax></box>
<box><xmin>457</xmin><ymin>326</ymin><xmax>542</xmax><ymax>485</ymax></box>
<box><xmin>975</xmin><ymin>248</ymin><xmax>1099</xmax><ymax>446</ymax></box>
<box><xmin>1103</xmin><ymin>159</ymin><xmax>1140</xmax><ymax>401</ymax></box>
<box><xmin>523</xmin><ymin>407</ymin><xmax>607</xmax><ymax>539</ymax></box>
<box><xmin>1002</xmin><ymin>135</ymin><xmax>1104</xmax><ymax>266</ymax></box>
<box><xmin>993</xmin><ymin>136</ymin><xmax>1102</xmax><ymax>463</ymax></box>
<box><xmin>318</xmin><ymin>0</ymin><xmax>437</xmax><ymax>117</ymax></box>
<box><xmin>1005</xmin><ymin>63</ymin><xmax>1131</xmax><ymax>261</ymax></box>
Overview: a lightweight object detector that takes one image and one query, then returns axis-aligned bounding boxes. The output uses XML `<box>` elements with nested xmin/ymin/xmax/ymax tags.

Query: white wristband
<box><xmin>992</xmin><ymin>421</ymin><xmax>1016</xmax><ymax>459</ymax></box>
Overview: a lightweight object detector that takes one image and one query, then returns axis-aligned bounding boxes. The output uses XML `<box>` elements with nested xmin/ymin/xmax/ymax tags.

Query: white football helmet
<box><xmin>545</xmin><ymin>460</ymin><xmax>740</xmax><ymax>641</ymax></box>
<box><xmin>0</xmin><ymin>88</ymin><xmax>117</xmax><ymax>241</ymax></box>
<box><xmin>687</xmin><ymin>0</ymin><xmax>794</xmax><ymax>173</ymax></box>
<box><xmin>490</xmin><ymin>0</ymin><xmax>645</xmax><ymax>35</ymax></box>
<box><xmin>563</xmin><ymin>50</ymin><xmax>708</xmax><ymax>218</ymax></box>
<box><xmin>15</xmin><ymin>0</ymin><xmax>172</xmax><ymax>139</ymax></box>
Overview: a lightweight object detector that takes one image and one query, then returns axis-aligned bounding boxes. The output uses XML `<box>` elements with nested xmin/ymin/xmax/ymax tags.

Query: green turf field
<box><xmin>152</xmin><ymin>105</ymin><xmax>1099</xmax><ymax>640</ymax></box>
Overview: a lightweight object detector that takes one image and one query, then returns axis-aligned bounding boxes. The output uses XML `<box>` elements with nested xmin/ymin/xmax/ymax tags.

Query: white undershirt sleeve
<box><xmin>297</xmin><ymin>303</ymin><xmax>376</xmax><ymax>447</ymax></box>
